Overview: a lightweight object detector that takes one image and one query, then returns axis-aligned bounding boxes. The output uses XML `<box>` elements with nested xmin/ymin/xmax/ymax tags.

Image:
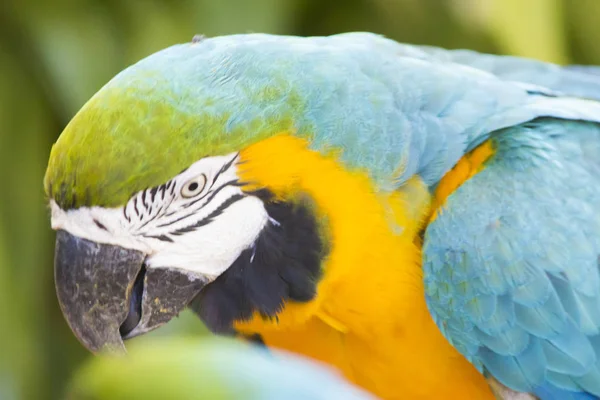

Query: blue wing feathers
<box><xmin>575</xmin><ymin>294</ymin><xmax>600</xmax><ymax>335</ymax></box>
<box><xmin>512</xmin><ymin>267</ymin><xmax>553</xmax><ymax>307</ymax></box>
<box><xmin>550</xmin><ymin>275</ymin><xmax>600</xmax><ymax>336</ymax></box>
<box><xmin>477</xmin><ymin>295</ymin><xmax>515</xmax><ymax>336</ymax></box>
<box><xmin>535</xmin><ymin>382</ymin><xmax>600</xmax><ymax>400</ymax></box>
<box><xmin>479</xmin><ymin>337</ymin><xmax>546</xmax><ymax>392</ymax></box>
<box><xmin>464</xmin><ymin>294</ymin><xmax>497</xmax><ymax>323</ymax></box>
<box><xmin>547</xmin><ymin>371</ymin><xmax>582</xmax><ymax>392</ymax></box>
<box><xmin>576</xmin><ymin>362</ymin><xmax>600</xmax><ymax>394</ymax></box>
<box><xmin>424</xmin><ymin>119</ymin><xmax>600</xmax><ymax>398</ymax></box>
<box><xmin>544</xmin><ymin>320</ymin><xmax>595</xmax><ymax>375</ymax></box>
<box><xmin>475</xmin><ymin>324</ymin><xmax>530</xmax><ymax>356</ymax></box>
<box><xmin>514</xmin><ymin>289</ymin><xmax>568</xmax><ymax>339</ymax></box>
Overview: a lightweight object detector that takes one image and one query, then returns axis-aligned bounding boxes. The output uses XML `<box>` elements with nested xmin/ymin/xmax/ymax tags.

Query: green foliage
<box><xmin>1</xmin><ymin>0</ymin><xmax>599</xmax><ymax>399</ymax></box>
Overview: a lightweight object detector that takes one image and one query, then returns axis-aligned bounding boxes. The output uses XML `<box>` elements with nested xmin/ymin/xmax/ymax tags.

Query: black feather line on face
<box><xmin>170</xmin><ymin>193</ymin><xmax>245</xmax><ymax>235</ymax></box>
<box><xmin>143</xmin><ymin>234</ymin><xmax>174</xmax><ymax>243</ymax></box>
<box><xmin>210</xmin><ymin>153</ymin><xmax>239</xmax><ymax>190</ymax></box>
<box><xmin>189</xmin><ymin>189</ymin><xmax>325</xmax><ymax>334</ymax></box>
<box><xmin>150</xmin><ymin>186</ymin><xmax>159</xmax><ymax>202</ymax></box>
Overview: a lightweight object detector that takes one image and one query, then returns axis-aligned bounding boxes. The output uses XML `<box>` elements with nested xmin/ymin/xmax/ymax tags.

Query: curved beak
<box><xmin>54</xmin><ymin>230</ymin><xmax>208</xmax><ymax>354</ymax></box>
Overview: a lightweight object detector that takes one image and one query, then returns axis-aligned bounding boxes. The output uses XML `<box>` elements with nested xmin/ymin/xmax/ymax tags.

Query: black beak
<box><xmin>54</xmin><ymin>230</ymin><xmax>208</xmax><ymax>354</ymax></box>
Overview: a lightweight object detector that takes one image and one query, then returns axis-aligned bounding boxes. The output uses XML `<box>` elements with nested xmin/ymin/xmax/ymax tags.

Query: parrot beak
<box><xmin>54</xmin><ymin>230</ymin><xmax>209</xmax><ymax>354</ymax></box>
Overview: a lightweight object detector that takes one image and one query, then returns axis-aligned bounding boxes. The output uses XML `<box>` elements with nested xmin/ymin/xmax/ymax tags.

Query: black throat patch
<box><xmin>189</xmin><ymin>189</ymin><xmax>326</xmax><ymax>334</ymax></box>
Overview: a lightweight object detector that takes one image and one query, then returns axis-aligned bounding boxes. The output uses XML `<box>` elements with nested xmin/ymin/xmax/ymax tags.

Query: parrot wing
<box><xmin>423</xmin><ymin>117</ymin><xmax>600</xmax><ymax>399</ymax></box>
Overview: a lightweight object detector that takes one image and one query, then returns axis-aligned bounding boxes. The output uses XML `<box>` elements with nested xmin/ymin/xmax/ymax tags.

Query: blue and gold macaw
<box><xmin>44</xmin><ymin>33</ymin><xmax>600</xmax><ymax>399</ymax></box>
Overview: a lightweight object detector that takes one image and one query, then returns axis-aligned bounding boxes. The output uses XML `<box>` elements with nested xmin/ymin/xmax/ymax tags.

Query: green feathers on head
<box><xmin>44</xmin><ymin>40</ymin><xmax>304</xmax><ymax>209</ymax></box>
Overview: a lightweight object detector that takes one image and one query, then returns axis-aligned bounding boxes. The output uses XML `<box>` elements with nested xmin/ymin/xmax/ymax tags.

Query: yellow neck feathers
<box><xmin>236</xmin><ymin>134</ymin><xmax>424</xmax><ymax>332</ymax></box>
<box><xmin>235</xmin><ymin>134</ymin><xmax>492</xmax><ymax>399</ymax></box>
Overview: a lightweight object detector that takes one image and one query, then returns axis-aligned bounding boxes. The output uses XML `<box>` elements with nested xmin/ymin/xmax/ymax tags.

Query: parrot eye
<box><xmin>181</xmin><ymin>174</ymin><xmax>207</xmax><ymax>198</ymax></box>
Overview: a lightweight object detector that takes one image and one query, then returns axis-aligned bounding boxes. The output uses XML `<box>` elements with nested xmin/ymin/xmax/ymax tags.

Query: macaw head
<box><xmin>44</xmin><ymin>36</ymin><xmax>334</xmax><ymax>353</ymax></box>
<box><xmin>46</xmin><ymin>33</ymin><xmax>420</xmax><ymax>353</ymax></box>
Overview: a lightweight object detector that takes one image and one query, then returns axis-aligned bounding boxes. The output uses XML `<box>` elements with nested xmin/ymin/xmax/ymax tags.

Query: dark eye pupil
<box><xmin>188</xmin><ymin>182</ymin><xmax>199</xmax><ymax>191</ymax></box>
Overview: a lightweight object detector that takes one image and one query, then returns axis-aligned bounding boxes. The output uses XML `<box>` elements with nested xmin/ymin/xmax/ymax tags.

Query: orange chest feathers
<box><xmin>233</xmin><ymin>135</ymin><xmax>494</xmax><ymax>399</ymax></box>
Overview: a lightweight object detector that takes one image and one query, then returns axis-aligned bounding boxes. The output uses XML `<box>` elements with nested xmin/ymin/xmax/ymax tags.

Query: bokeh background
<box><xmin>1</xmin><ymin>0</ymin><xmax>599</xmax><ymax>399</ymax></box>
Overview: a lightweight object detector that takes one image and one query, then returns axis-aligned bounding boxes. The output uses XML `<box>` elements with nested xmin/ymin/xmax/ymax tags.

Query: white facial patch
<box><xmin>50</xmin><ymin>152</ymin><xmax>270</xmax><ymax>280</ymax></box>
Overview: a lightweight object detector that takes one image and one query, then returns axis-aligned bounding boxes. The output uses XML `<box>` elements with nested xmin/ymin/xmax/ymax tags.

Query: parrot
<box><xmin>44</xmin><ymin>32</ymin><xmax>600</xmax><ymax>400</ymax></box>
<box><xmin>67</xmin><ymin>336</ymin><xmax>374</xmax><ymax>400</ymax></box>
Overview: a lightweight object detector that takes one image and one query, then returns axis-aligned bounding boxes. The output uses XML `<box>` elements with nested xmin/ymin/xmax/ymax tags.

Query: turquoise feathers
<box><xmin>424</xmin><ymin>119</ymin><xmax>600</xmax><ymax>399</ymax></box>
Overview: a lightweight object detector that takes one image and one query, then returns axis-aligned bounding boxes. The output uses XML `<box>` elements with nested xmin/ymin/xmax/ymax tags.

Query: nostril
<box><xmin>119</xmin><ymin>265</ymin><xmax>146</xmax><ymax>338</ymax></box>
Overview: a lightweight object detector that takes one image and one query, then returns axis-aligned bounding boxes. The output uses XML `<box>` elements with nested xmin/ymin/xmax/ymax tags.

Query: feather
<box><xmin>424</xmin><ymin>119</ymin><xmax>600</xmax><ymax>398</ymax></box>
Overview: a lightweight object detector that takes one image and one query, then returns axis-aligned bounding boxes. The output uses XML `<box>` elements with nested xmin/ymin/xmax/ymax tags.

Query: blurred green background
<box><xmin>1</xmin><ymin>0</ymin><xmax>599</xmax><ymax>399</ymax></box>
